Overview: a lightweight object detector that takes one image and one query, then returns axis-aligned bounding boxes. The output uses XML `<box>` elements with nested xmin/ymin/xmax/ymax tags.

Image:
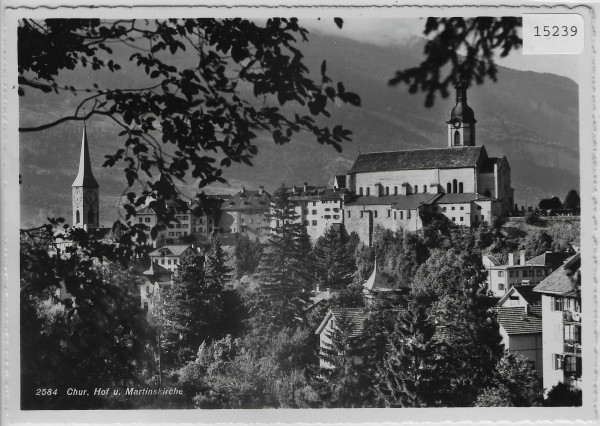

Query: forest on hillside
<box><xmin>20</xmin><ymin>197</ymin><xmax>581</xmax><ymax>409</ymax></box>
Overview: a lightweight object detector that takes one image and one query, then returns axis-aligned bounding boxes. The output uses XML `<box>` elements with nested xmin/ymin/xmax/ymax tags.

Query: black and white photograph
<box><xmin>1</xmin><ymin>3</ymin><xmax>597</xmax><ymax>424</ymax></box>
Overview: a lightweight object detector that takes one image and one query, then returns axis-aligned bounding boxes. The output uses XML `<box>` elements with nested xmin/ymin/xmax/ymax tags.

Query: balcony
<box><xmin>563</xmin><ymin>311</ymin><xmax>581</xmax><ymax>323</ymax></box>
<box><xmin>563</xmin><ymin>342</ymin><xmax>582</xmax><ymax>356</ymax></box>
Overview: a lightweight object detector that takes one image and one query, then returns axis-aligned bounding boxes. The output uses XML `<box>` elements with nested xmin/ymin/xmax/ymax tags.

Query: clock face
<box><xmin>84</xmin><ymin>190</ymin><xmax>98</xmax><ymax>204</ymax></box>
<box><xmin>453</xmin><ymin>121</ymin><xmax>461</xmax><ymax>128</ymax></box>
<box><xmin>73</xmin><ymin>189</ymin><xmax>82</xmax><ymax>204</ymax></box>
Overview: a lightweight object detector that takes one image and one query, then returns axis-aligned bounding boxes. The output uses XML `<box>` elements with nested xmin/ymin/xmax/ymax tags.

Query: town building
<box><xmin>483</xmin><ymin>251</ymin><xmax>569</xmax><ymax>298</ymax></box>
<box><xmin>147</xmin><ymin>244</ymin><xmax>198</xmax><ymax>273</ymax></box>
<box><xmin>496</xmin><ymin>285</ymin><xmax>543</xmax><ymax>377</ymax></box>
<box><xmin>342</xmin><ymin>80</ymin><xmax>513</xmax><ymax>245</ymax></box>
<box><xmin>271</xmin><ymin>183</ymin><xmax>347</xmax><ymax>241</ymax></box>
<box><xmin>218</xmin><ymin>186</ymin><xmax>271</xmax><ymax>241</ymax></box>
<box><xmin>534</xmin><ymin>253</ymin><xmax>582</xmax><ymax>394</ymax></box>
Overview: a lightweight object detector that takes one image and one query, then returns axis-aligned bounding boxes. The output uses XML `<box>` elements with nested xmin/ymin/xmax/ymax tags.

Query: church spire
<box><xmin>72</xmin><ymin>123</ymin><xmax>99</xmax><ymax>188</ymax></box>
<box><xmin>446</xmin><ymin>78</ymin><xmax>477</xmax><ymax>148</ymax></box>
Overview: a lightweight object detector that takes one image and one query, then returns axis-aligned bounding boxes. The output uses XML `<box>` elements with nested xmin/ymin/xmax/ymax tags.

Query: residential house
<box><xmin>534</xmin><ymin>253</ymin><xmax>582</xmax><ymax>394</ymax></box>
<box><xmin>496</xmin><ymin>285</ymin><xmax>543</xmax><ymax>376</ymax></box>
<box><xmin>483</xmin><ymin>251</ymin><xmax>568</xmax><ymax>298</ymax></box>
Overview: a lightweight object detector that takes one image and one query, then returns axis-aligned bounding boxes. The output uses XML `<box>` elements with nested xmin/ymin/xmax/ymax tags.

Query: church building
<box><xmin>72</xmin><ymin>124</ymin><xmax>100</xmax><ymax>230</ymax></box>
<box><xmin>342</xmin><ymin>80</ymin><xmax>513</xmax><ymax>245</ymax></box>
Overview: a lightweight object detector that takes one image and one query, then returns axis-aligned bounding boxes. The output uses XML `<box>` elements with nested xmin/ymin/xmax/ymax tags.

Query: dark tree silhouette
<box><xmin>390</xmin><ymin>17</ymin><xmax>522</xmax><ymax>106</ymax></box>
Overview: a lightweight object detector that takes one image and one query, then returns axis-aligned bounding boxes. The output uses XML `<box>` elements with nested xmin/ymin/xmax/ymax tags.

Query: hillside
<box><xmin>19</xmin><ymin>29</ymin><xmax>579</xmax><ymax>227</ymax></box>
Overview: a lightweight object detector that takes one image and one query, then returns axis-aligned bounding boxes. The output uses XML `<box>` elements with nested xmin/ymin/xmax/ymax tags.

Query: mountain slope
<box><xmin>19</xmin><ymin>30</ymin><xmax>579</xmax><ymax>227</ymax></box>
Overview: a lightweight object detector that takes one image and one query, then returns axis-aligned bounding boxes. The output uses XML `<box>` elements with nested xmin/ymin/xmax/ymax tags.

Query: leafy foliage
<box><xmin>233</xmin><ymin>234</ymin><xmax>263</xmax><ymax>279</ymax></box>
<box><xmin>544</xmin><ymin>382</ymin><xmax>582</xmax><ymax>407</ymax></box>
<box><xmin>20</xmin><ymin>226</ymin><xmax>153</xmax><ymax>409</ymax></box>
<box><xmin>475</xmin><ymin>353</ymin><xmax>543</xmax><ymax>407</ymax></box>
<box><xmin>177</xmin><ymin>328</ymin><xmax>319</xmax><ymax>408</ymax></box>
<box><xmin>19</xmin><ymin>18</ymin><xmax>359</xmax><ymax>236</ymax></box>
<box><xmin>389</xmin><ymin>17</ymin><xmax>522</xmax><ymax>106</ymax></box>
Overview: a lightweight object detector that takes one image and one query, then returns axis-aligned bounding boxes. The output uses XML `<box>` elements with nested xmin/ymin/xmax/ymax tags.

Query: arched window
<box><xmin>366</xmin><ymin>187</ymin><xmax>371</xmax><ymax>196</ymax></box>
<box><xmin>359</xmin><ymin>187</ymin><xmax>363</xmax><ymax>196</ymax></box>
<box><xmin>76</xmin><ymin>210</ymin><xmax>80</xmax><ymax>224</ymax></box>
<box><xmin>414</xmin><ymin>185</ymin><xmax>418</xmax><ymax>193</ymax></box>
<box><xmin>88</xmin><ymin>210</ymin><xmax>94</xmax><ymax>224</ymax></box>
<box><xmin>385</xmin><ymin>186</ymin><xmax>389</xmax><ymax>195</ymax></box>
<box><xmin>423</xmin><ymin>185</ymin><xmax>427</xmax><ymax>193</ymax></box>
<box><xmin>454</xmin><ymin>130</ymin><xmax>461</xmax><ymax>146</ymax></box>
<box><xmin>459</xmin><ymin>182</ymin><xmax>464</xmax><ymax>193</ymax></box>
<box><xmin>453</xmin><ymin>179</ymin><xmax>458</xmax><ymax>193</ymax></box>
<box><xmin>446</xmin><ymin>183</ymin><xmax>452</xmax><ymax>193</ymax></box>
<box><xmin>394</xmin><ymin>186</ymin><xmax>398</xmax><ymax>195</ymax></box>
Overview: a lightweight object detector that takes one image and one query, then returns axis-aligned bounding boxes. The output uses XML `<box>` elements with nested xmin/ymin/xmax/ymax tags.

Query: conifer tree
<box><xmin>233</xmin><ymin>235</ymin><xmax>263</xmax><ymax>279</ymax></box>
<box><xmin>161</xmin><ymin>253</ymin><xmax>223</xmax><ymax>370</ymax></box>
<box><xmin>318</xmin><ymin>310</ymin><xmax>373</xmax><ymax>407</ymax></box>
<box><xmin>408</xmin><ymin>229</ymin><xmax>504</xmax><ymax>406</ymax></box>
<box><xmin>378</xmin><ymin>302</ymin><xmax>442</xmax><ymax>407</ymax></box>
<box><xmin>248</xmin><ymin>187</ymin><xmax>312</xmax><ymax>331</ymax></box>
<box><xmin>313</xmin><ymin>226</ymin><xmax>356</xmax><ymax>290</ymax></box>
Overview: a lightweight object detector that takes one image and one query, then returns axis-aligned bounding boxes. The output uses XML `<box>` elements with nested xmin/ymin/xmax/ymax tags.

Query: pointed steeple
<box><xmin>363</xmin><ymin>258</ymin><xmax>388</xmax><ymax>292</ymax></box>
<box><xmin>72</xmin><ymin>124</ymin><xmax>99</xmax><ymax>188</ymax></box>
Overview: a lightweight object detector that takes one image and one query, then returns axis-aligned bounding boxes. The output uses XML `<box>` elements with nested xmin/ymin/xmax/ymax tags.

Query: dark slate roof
<box><xmin>534</xmin><ymin>253</ymin><xmax>581</xmax><ymax>295</ymax></box>
<box><xmin>480</xmin><ymin>157</ymin><xmax>498</xmax><ymax>173</ymax></box>
<box><xmin>526</xmin><ymin>252</ymin><xmax>570</xmax><ymax>270</ymax></box>
<box><xmin>142</xmin><ymin>261</ymin><xmax>172</xmax><ymax>277</ymax></box>
<box><xmin>334</xmin><ymin>175</ymin><xmax>347</xmax><ymax>189</ymax></box>
<box><xmin>347</xmin><ymin>146</ymin><xmax>485</xmax><ymax>174</ymax></box>
<box><xmin>512</xmin><ymin>285</ymin><xmax>542</xmax><ymax>305</ymax></box>
<box><xmin>393</xmin><ymin>193</ymin><xmax>441</xmax><ymax>210</ymax></box>
<box><xmin>345</xmin><ymin>193</ymin><xmax>440</xmax><ymax>208</ymax></box>
<box><xmin>497</xmin><ymin>305</ymin><xmax>542</xmax><ymax>335</ymax></box>
<box><xmin>222</xmin><ymin>189</ymin><xmax>270</xmax><ymax>211</ymax></box>
<box><xmin>149</xmin><ymin>244</ymin><xmax>194</xmax><ymax>257</ymax></box>
<box><xmin>137</xmin><ymin>206</ymin><xmax>156</xmax><ymax>215</ymax></box>
<box><xmin>435</xmin><ymin>193</ymin><xmax>494</xmax><ymax>204</ymax></box>
<box><xmin>315</xmin><ymin>308</ymin><xmax>367</xmax><ymax>338</ymax></box>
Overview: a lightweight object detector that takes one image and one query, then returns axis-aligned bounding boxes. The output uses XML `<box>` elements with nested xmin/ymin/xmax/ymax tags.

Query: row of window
<box><xmin>497</xmin><ymin>269</ymin><xmax>550</xmax><ymax>278</ymax></box>
<box><xmin>551</xmin><ymin>296</ymin><xmax>581</xmax><ymax>312</ymax></box>
<box><xmin>167</xmin><ymin>231</ymin><xmax>187</xmax><ymax>237</ymax></box>
<box><xmin>446</xmin><ymin>180</ymin><xmax>465</xmax><ymax>194</ymax></box>
<box><xmin>348</xmin><ymin>210</ymin><xmax>412</xmax><ymax>220</ymax></box>
<box><xmin>156</xmin><ymin>257</ymin><xmax>179</xmax><ymax>266</ymax></box>
<box><xmin>358</xmin><ymin>185</ymin><xmax>429</xmax><ymax>197</ymax></box>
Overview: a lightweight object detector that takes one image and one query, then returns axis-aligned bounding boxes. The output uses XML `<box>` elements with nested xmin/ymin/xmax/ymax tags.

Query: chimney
<box><xmin>315</xmin><ymin>283</ymin><xmax>320</xmax><ymax>293</ymax></box>
<box><xmin>303</xmin><ymin>182</ymin><xmax>308</xmax><ymax>193</ymax></box>
<box><xmin>258</xmin><ymin>185</ymin><xmax>264</xmax><ymax>195</ymax></box>
<box><xmin>292</xmin><ymin>185</ymin><xmax>296</xmax><ymax>195</ymax></box>
<box><xmin>520</xmin><ymin>250</ymin><xmax>526</xmax><ymax>266</ymax></box>
<box><xmin>508</xmin><ymin>253</ymin><xmax>515</xmax><ymax>266</ymax></box>
<box><xmin>241</xmin><ymin>186</ymin><xmax>245</xmax><ymax>194</ymax></box>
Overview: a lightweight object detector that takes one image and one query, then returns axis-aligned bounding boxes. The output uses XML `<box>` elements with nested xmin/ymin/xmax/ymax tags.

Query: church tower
<box><xmin>447</xmin><ymin>79</ymin><xmax>477</xmax><ymax>147</ymax></box>
<box><xmin>72</xmin><ymin>124</ymin><xmax>99</xmax><ymax>230</ymax></box>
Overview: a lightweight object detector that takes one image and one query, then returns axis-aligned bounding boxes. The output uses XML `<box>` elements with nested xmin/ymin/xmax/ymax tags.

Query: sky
<box><xmin>303</xmin><ymin>18</ymin><xmax>579</xmax><ymax>83</ymax></box>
